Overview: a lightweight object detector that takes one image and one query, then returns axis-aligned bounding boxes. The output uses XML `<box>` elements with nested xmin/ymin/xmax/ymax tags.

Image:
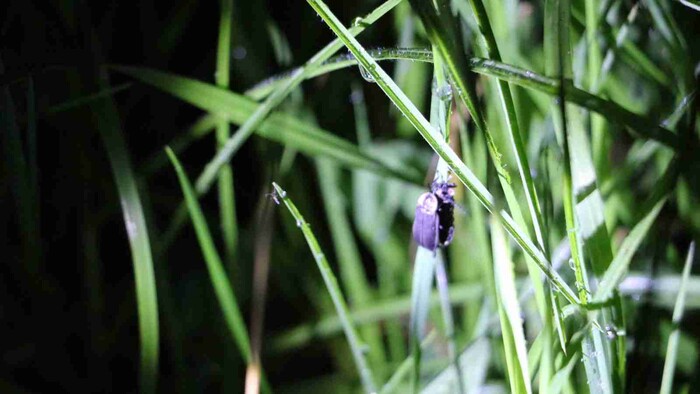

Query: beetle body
<box><xmin>412</xmin><ymin>181</ymin><xmax>456</xmax><ymax>252</ymax></box>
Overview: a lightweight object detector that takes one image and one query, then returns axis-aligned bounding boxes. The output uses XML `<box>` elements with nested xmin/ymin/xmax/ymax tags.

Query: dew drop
<box><xmin>436</xmin><ymin>84</ymin><xmax>453</xmax><ymax>102</ymax></box>
<box><xmin>358</xmin><ymin>65</ymin><xmax>375</xmax><ymax>83</ymax></box>
<box><xmin>296</xmin><ymin>219</ymin><xmax>302</xmax><ymax>228</ymax></box>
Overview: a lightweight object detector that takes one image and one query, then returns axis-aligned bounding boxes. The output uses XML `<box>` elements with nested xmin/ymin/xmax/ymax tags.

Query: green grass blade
<box><xmin>214</xmin><ymin>0</ymin><xmax>239</xmax><ymax>277</ymax></box>
<box><xmin>434</xmin><ymin>257</ymin><xmax>464</xmax><ymax>394</ymax></box>
<box><xmin>660</xmin><ymin>242</ymin><xmax>695</xmax><ymax>394</ymax></box>
<box><xmin>164</xmin><ymin>148</ymin><xmax>252</xmax><ymax>362</ymax></box>
<box><xmin>90</xmin><ymin>96</ymin><xmax>159</xmax><ymax>394</ymax></box>
<box><xmin>408</xmin><ymin>247</ymin><xmax>436</xmax><ymax>391</ymax></box>
<box><xmin>677</xmin><ymin>0</ymin><xmax>700</xmax><ymax>11</ymax></box>
<box><xmin>306</xmin><ymin>0</ymin><xmax>579</xmax><ymax>305</ymax></box>
<box><xmin>316</xmin><ymin>158</ymin><xmax>387</xmax><ymax>372</ymax></box>
<box><xmin>111</xmin><ymin>66</ymin><xmax>418</xmax><ymax>184</ymax></box>
<box><xmin>490</xmin><ymin>214</ymin><xmax>532</xmax><ymax>394</ymax></box>
<box><xmin>545</xmin><ymin>0</ymin><xmax>614</xmax><ymax>390</ymax></box>
<box><xmin>245</xmin><ymin>48</ymin><xmax>433</xmax><ymax>100</ymax></box>
<box><xmin>272</xmin><ymin>182</ymin><xmax>377</xmax><ymax>393</ymax></box>
<box><xmin>245</xmin><ymin>48</ymin><xmax>679</xmax><ymax>149</ymax></box>
<box><xmin>464</xmin><ymin>0</ymin><xmax>547</xmax><ymax>254</ymax></box>
<box><xmin>593</xmin><ymin>197</ymin><xmax>667</xmax><ymax>303</ymax></box>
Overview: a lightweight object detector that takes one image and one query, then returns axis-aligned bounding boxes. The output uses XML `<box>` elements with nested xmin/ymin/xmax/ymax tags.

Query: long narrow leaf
<box><xmin>272</xmin><ymin>182</ymin><xmax>377</xmax><ymax>393</ymax></box>
<box><xmin>660</xmin><ymin>242</ymin><xmax>696</xmax><ymax>394</ymax></box>
<box><xmin>306</xmin><ymin>0</ymin><xmax>579</xmax><ymax>305</ymax></box>
<box><xmin>90</xmin><ymin>98</ymin><xmax>159</xmax><ymax>394</ymax></box>
<box><xmin>491</xmin><ymin>214</ymin><xmax>532</xmax><ymax>394</ymax></box>
<box><xmin>246</xmin><ymin>48</ymin><xmax>680</xmax><ymax>149</ymax></box>
<box><xmin>112</xmin><ymin>66</ymin><xmax>417</xmax><ymax>184</ymax></box>
<box><xmin>593</xmin><ymin>197</ymin><xmax>667</xmax><ymax>302</ymax></box>
<box><xmin>165</xmin><ymin>148</ymin><xmax>252</xmax><ymax>362</ymax></box>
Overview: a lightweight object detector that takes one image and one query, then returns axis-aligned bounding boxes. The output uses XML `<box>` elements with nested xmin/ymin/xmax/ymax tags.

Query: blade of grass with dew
<box><xmin>464</xmin><ymin>0</ymin><xmax>548</xmax><ymax>264</ymax></box>
<box><xmin>245</xmin><ymin>48</ymin><xmax>680</xmax><ymax>149</ymax></box>
<box><xmin>574</xmin><ymin>1</ymin><xmax>625</xmax><ymax>387</ymax></box>
<box><xmin>660</xmin><ymin>242</ymin><xmax>696</xmax><ymax>394</ymax></box>
<box><xmin>316</xmin><ymin>158</ymin><xmax>387</xmax><ymax>373</ymax></box>
<box><xmin>459</xmin><ymin>0</ymin><xmax>562</xmax><ymax>376</ymax></box>
<box><xmin>269</xmin><ymin>281</ymin><xmax>483</xmax><ymax>354</ymax></box>
<box><xmin>164</xmin><ymin>148</ymin><xmax>254</xmax><ymax>363</ymax></box>
<box><xmin>306</xmin><ymin>0</ymin><xmax>579</xmax><ymax>304</ymax></box>
<box><xmin>111</xmin><ymin>66</ymin><xmax>417</xmax><ymax>184</ymax></box>
<box><xmin>214</xmin><ymin>0</ymin><xmax>239</xmax><ymax>280</ymax></box>
<box><xmin>392</xmin><ymin>2</ymin><xmax>430</xmax><ymax>138</ymax></box>
<box><xmin>490</xmin><ymin>214</ymin><xmax>532</xmax><ymax>394</ymax></box>
<box><xmin>88</xmin><ymin>92</ymin><xmax>159</xmax><ymax>394</ymax></box>
<box><xmin>545</xmin><ymin>0</ymin><xmax>613</xmax><ymax>390</ymax></box>
<box><xmin>408</xmin><ymin>0</ymin><xmax>512</xmax><ymax>185</ymax></box>
<box><xmin>272</xmin><ymin>182</ymin><xmax>377</xmax><ymax>393</ymax></box>
<box><xmin>593</xmin><ymin>197</ymin><xmax>668</xmax><ymax>303</ymax></box>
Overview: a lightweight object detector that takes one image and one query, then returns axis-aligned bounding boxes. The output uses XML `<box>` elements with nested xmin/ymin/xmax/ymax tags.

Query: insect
<box><xmin>412</xmin><ymin>180</ymin><xmax>456</xmax><ymax>252</ymax></box>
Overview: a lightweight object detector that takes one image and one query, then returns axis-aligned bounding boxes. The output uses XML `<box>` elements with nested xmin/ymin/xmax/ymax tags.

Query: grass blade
<box><xmin>164</xmin><ymin>148</ymin><xmax>253</xmax><ymax>364</ymax></box>
<box><xmin>272</xmin><ymin>182</ymin><xmax>377</xmax><ymax>393</ymax></box>
<box><xmin>214</xmin><ymin>0</ymin><xmax>239</xmax><ymax>278</ymax></box>
<box><xmin>316</xmin><ymin>158</ymin><xmax>387</xmax><ymax>372</ymax></box>
<box><xmin>593</xmin><ymin>197</ymin><xmax>667</xmax><ymax>303</ymax></box>
<box><xmin>306</xmin><ymin>0</ymin><xmax>579</xmax><ymax>305</ymax></box>
<box><xmin>90</xmin><ymin>94</ymin><xmax>159</xmax><ymax>394</ymax></box>
<box><xmin>409</xmin><ymin>248</ymin><xmax>436</xmax><ymax>391</ymax></box>
<box><xmin>246</xmin><ymin>48</ymin><xmax>680</xmax><ymax>149</ymax></box>
<box><xmin>111</xmin><ymin>66</ymin><xmax>417</xmax><ymax>184</ymax></box>
<box><xmin>660</xmin><ymin>242</ymin><xmax>697</xmax><ymax>393</ymax></box>
<box><xmin>490</xmin><ymin>214</ymin><xmax>532</xmax><ymax>394</ymax></box>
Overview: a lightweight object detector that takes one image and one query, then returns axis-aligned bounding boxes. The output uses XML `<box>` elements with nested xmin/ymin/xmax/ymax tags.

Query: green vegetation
<box><xmin>2</xmin><ymin>0</ymin><xmax>700</xmax><ymax>392</ymax></box>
